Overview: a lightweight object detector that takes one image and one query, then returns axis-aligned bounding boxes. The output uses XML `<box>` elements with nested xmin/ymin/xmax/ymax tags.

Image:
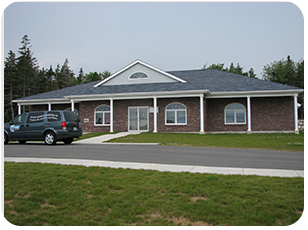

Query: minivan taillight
<box><xmin>62</xmin><ymin>121</ymin><xmax>67</xmax><ymax>130</ymax></box>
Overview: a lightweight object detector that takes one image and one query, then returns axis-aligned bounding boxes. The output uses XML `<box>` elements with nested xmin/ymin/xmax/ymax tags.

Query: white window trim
<box><xmin>224</xmin><ymin>103</ymin><xmax>246</xmax><ymax>125</ymax></box>
<box><xmin>128</xmin><ymin>71</ymin><xmax>149</xmax><ymax>80</ymax></box>
<box><xmin>94</xmin><ymin>105</ymin><xmax>111</xmax><ymax>126</ymax></box>
<box><xmin>165</xmin><ymin>103</ymin><xmax>187</xmax><ymax>125</ymax></box>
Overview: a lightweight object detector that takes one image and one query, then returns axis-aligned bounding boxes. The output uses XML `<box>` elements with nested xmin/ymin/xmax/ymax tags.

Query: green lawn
<box><xmin>108</xmin><ymin>132</ymin><xmax>304</xmax><ymax>152</ymax></box>
<box><xmin>4</xmin><ymin>162</ymin><xmax>303</xmax><ymax>226</ymax></box>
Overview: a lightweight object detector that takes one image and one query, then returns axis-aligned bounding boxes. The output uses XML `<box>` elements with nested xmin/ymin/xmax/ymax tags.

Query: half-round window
<box><xmin>129</xmin><ymin>72</ymin><xmax>149</xmax><ymax>79</ymax></box>
<box><xmin>95</xmin><ymin>105</ymin><xmax>110</xmax><ymax>125</ymax></box>
<box><xmin>165</xmin><ymin>102</ymin><xmax>187</xmax><ymax>125</ymax></box>
<box><xmin>225</xmin><ymin>103</ymin><xmax>246</xmax><ymax>124</ymax></box>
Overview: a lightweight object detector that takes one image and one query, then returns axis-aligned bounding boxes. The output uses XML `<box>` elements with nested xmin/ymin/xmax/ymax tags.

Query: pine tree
<box><xmin>56</xmin><ymin>58</ymin><xmax>76</xmax><ymax>89</ymax></box>
<box><xmin>16</xmin><ymin>35</ymin><xmax>39</xmax><ymax>112</ymax></box>
<box><xmin>4</xmin><ymin>50</ymin><xmax>18</xmax><ymax>121</ymax></box>
<box><xmin>248</xmin><ymin>68</ymin><xmax>256</xmax><ymax>78</ymax></box>
<box><xmin>45</xmin><ymin>65</ymin><xmax>56</xmax><ymax>91</ymax></box>
<box><xmin>77</xmin><ymin>67</ymin><xmax>85</xmax><ymax>84</ymax></box>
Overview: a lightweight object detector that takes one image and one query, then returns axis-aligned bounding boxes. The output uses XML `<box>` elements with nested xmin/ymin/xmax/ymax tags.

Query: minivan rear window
<box><xmin>47</xmin><ymin>112</ymin><xmax>61</xmax><ymax>122</ymax></box>
<box><xmin>64</xmin><ymin>111</ymin><xmax>79</xmax><ymax>122</ymax></box>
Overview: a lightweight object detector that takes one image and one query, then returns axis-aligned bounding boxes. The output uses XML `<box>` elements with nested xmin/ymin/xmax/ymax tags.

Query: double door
<box><xmin>128</xmin><ymin>107</ymin><xmax>148</xmax><ymax>131</ymax></box>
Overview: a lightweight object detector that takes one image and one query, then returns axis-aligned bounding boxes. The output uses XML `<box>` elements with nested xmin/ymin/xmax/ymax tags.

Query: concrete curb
<box><xmin>4</xmin><ymin>157</ymin><xmax>304</xmax><ymax>178</ymax></box>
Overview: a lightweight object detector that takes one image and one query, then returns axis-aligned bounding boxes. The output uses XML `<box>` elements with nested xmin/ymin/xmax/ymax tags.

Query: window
<box><xmin>165</xmin><ymin>103</ymin><xmax>187</xmax><ymax>125</ymax></box>
<box><xmin>65</xmin><ymin>108</ymin><xmax>79</xmax><ymax>115</ymax></box>
<box><xmin>47</xmin><ymin>111</ymin><xmax>61</xmax><ymax>122</ymax></box>
<box><xmin>129</xmin><ymin>72</ymin><xmax>149</xmax><ymax>79</ymax></box>
<box><xmin>63</xmin><ymin>111</ymin><xmax>79</xmax><ymax>122</ymax></box>
<box><xmin>27</xmin><ymin>112</ymin><xmax>45</xmax><ymax>123</ymax></box>
<box><xmin>95</xmin><ymin>105</ymin><xmax>110</xmax><ymax>125</ymax></box>
<box><xmin>11</xmin><ymin>113</ymin><xmax>27</xmax><ymax>125</ymax></box>
<box><xmin>225</xmin><ymin>103</ymin><xmax>246</xmax><ymax>124</ymax></box>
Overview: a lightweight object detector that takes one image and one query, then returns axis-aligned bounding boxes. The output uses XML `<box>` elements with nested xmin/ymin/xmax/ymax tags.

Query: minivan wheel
<box><xmin>4</xmin><ymin>133</ymin><xmax>8</xmax><ymax>144</ymax></box>
<box><xmin>44</xmin><ymin>132</ymin><xmax>57</xmax><ymax>145</ymax></box>
<box><xmin>63</xmin><ymin>137</ymin><xmax>74</xmax><ymax>145</ymax></box>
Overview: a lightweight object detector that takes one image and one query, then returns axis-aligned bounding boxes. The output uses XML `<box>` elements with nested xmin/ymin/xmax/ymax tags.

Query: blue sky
<box><xmin>3</xmin><ymin>1</ymin><xmax>304</xmax><ymax>78</ymax></box>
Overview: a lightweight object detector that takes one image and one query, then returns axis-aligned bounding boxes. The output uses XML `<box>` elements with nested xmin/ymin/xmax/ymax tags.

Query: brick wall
<box><xmin>30</xmin><ymin>96</ymin><xmax>294</xmax><ymax>133</ymax></box>
<box><xmin>76</xmin><ymin>98</ymin><xmax>201</xmax><ymax>133</ymax></box>
<box><xmin>205</xmin><ymin>98</ymin><xmax>248</xmax><ymax>132</ymax></box>
<box><xmin>157</xmin><ymin>97</ymin><xmax>200</xmax><ymax>132</ymax></box>
<box><xmin>78</xmin><ymin>100</ymin><xmax>110</xmax><ymax>133</ymax></box>
<box><xmin>251</xmin><ymin>97</ymin><xmax>294</xmax><ymax>131</ymax></box>
<box><xmin>205</xmin><ymin>96</ymin><xmax>294</xmax><ymax>132</ymax></box>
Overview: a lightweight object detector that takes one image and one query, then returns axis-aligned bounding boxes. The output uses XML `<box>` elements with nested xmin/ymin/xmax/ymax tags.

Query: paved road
<box><xmin>4</xmin><ymin>142</ymin><xmax>304</xmax><ymax>170</ymax></box>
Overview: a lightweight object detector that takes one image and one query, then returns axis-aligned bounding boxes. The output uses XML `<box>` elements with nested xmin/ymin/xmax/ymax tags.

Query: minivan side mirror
<box><xmin>9</xmin><ymin>121</ymin><xmax>13</xmax><ymax>125</ymax></box>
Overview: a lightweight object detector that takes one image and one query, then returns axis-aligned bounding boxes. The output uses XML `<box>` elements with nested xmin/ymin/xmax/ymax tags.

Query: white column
<box><xmin>110</xmin><ymin>98</ymin><xmax>114</xmax><ymax>132</ymax></box>
<box><xmin>153</xmin><ymin>96</ymin><xmax>158</xmax><ymax>133</ymax></box>
<box><xmin>294</xmin><ymin>94</ymin><xmax>299</xmax><ymax>134</ymax></box>
<box><xmin>247</xmin><ymin>96</ymin><xmax>251</xmax><ymax>132</ymax></box>
<box><xmin>48</xmin><ymin>102</ymin><xmax>52</xmax><ymax>111</ymax></box>
<box><xmin>200</xmin><ymin>94</ymin><xmax>204</xmax><ymax>133</ymax></box>
<box><xmin>71</xmin><ymin>100</ymin><xmax>75</xmax><ymax>112</ymax></box>
<box><xmin>18</xmin><ymin>103</ymin><xmax>21</xmax><ymax>115</ymax></box>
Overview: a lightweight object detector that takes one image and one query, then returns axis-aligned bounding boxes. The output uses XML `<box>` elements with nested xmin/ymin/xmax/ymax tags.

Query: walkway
<box><xmin>74</xmin><ymin>132</ymin><xmax>142</xmax><ymax>144</ymax></box>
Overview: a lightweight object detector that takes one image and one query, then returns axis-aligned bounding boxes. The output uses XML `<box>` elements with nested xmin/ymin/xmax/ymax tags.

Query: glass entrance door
<box><xmin>129</xmin><ymin>107</ymin><xmax>148</xmax><ymax>131</ymax></box>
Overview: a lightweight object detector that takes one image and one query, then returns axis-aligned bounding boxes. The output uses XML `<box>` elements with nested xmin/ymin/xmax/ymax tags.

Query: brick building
<box><xmin>13</xmin><ymin>60</ymin><xmax>303</xmax><ymax>134</ymax></box>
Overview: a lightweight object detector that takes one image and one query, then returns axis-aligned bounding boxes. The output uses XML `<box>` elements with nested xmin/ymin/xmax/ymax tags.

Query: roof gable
<box><xmin>94</xmin><ymin>60</ymin><xmax>186</xmax><ymax>87</ymax></box>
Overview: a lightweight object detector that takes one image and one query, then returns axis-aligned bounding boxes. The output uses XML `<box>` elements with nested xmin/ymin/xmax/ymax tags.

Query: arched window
<box><xmin>94</xmin><ymin>105</ymin><xmax>110</xmax><ymax>125</ymax></box>
<box><xmin>129</xmin><ymin>72</ymin><xmax>149</xmax><ymax>79</ymax></box>
<box><xmin>225</xmin><ymin>103</ymin><xmax>246</xmax><ymax>124</ymax></box>
<box><xmin>165</xmin><ymin>102</ymin><xmax>187</xmax><ymax>125</ymax></box>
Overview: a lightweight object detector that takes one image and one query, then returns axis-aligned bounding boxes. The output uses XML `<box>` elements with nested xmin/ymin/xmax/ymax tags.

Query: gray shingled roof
<box><xmin>15</xmin><ymin>69</ymin><xmax>301</xmax><ymax>101</ymax></box>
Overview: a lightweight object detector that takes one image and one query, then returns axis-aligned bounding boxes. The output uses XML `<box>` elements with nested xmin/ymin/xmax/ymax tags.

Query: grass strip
<box><xmin>108</xmin><ymin>132</ymin><xmax>304</xmax><ymax>152</ymax></box>
<box><xmin>4</xmin><ymin>162</ymin><xmax>303</xmax><ymax>226</ymax></box>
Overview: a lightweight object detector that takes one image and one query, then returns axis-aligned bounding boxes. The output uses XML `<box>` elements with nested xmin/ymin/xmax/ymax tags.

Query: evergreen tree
<box><xmin>229</xmin><ymin>62</ymin><xmax>235</xmax><ymax>73</ymax></box>
<box><xmin>45</xmin><ymin>65</ymin><xmax>56</xmax><ymax>91</ymax></box>
<box><xmin>204</xmin><ymin>62</ymin><xmax>250</xmax><ymax>77</ymax></box>
<box><xmin>4</xmin><ymin>50</ymin><xmax>18</xmax><ymax>121</ymax></box>
<box><xmin>234</xmin><ymin>63</ymin><xmax>243</xmax><ymax>75</ymax></box>
<box><xmin>83</xmin><ymin>71</ymin><xmax>101</xmax><ymax>83</ymax></box>
<box><xmin>248</xmin><ymin>68</ymin><xmax>256</xmax><ymax>78</ymax></box>
<box><xmin>16</xmin><ymin>35</ymin><xmax>39</xmax><ymax>112</ymax></box>
<box><xmin>55</xmin><ymin>59</ymin><xmax>76</xmax><ymax>89</ymax></box>
<box><xmin>77</xmin><ymin>67</ymin><xmax>85</xmax><ymax>84</ymax></box>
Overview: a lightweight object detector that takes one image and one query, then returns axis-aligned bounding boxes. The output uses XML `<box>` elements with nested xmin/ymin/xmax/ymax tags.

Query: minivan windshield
<box><xmin>64</xmin><ymin>111</ymin><xmax>79</xmax><ymax>122</ymax></box>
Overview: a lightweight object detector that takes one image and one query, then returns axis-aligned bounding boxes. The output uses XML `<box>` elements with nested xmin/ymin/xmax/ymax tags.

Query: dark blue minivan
<box><xmin>4</xmin><ymin>110</ymin><xmax>83</xmax><ymax>145</ymax></box>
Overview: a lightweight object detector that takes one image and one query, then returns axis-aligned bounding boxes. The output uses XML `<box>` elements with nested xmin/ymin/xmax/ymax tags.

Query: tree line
<box><xmin>4</xmin><ymin>35</ymin><xmax>304</xmax><ymax>122</ymax></box>
<box><xmin>4</xmin><ymin>35</ymin><xmax>111</xmax><ymax>122</ymax></box>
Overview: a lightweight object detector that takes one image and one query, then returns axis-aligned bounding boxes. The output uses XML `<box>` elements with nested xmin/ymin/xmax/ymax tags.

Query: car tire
<box><xmin>44</xmin><ymin>131</ymin><xmax>57</xmax><ymax>145</ymax></box>
<box><xmin>63</xmin><ymin>137</ymin><xmax>74</xmax><ymax>145</ymax></box>
<box><xmin>4</xmin><ymin>133</ymin><xmax>8</xmax><ymax>144</ymax></box>
<box><xmin>18</xmin><ymin>140</ymin><xmax>27</xmax><ymax>144</ymax></box>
